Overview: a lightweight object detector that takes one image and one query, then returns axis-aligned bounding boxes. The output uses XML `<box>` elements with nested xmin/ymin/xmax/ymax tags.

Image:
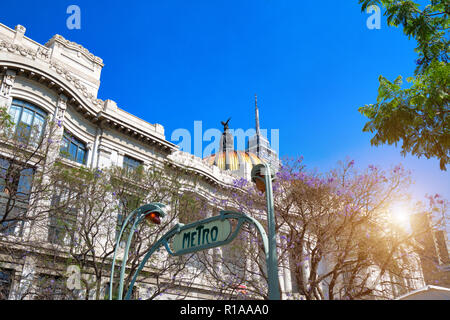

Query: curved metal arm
<box><xmin>124</xmin><ymin>225</ymin><xmax>183</xmax><ymax>300</ymax></box>
<box><xmin>109</xmin><ymin>208</ymin><xmax>141</xmax><ymax>300</ymax></box>
<box><xmin>109</xmin><ymin>203</ymin><xmax>166</xmax><ymax>300</ymax></box>
<box><xmin>117</xmin><ymin>214</ymin><xmax>146</xmax><ymax>299</ymax></box>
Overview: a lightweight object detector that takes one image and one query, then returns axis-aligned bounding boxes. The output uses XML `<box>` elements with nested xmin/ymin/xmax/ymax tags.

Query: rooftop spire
<box><xmin>255</xmin><ymin>94</ymin><xmax>260</xmax><ymax>136</ymax></box>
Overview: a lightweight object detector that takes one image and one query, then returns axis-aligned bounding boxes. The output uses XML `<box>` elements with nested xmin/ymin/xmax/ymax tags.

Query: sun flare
<box><xmin>391</xmin><ymin>203</ymin><xmax>410</xmax><ymax>227</ymax></box>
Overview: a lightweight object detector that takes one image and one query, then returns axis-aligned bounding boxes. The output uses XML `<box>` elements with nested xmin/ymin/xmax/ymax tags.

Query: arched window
<box><xmin>60</xmin><ymin>131</ymin><xmax>87</xmax><ymax>165</ymax></box>
<box><xmin>8</xmin><ymin>99</ymin><xmax>47</xmax><ymax>142</ymax></box>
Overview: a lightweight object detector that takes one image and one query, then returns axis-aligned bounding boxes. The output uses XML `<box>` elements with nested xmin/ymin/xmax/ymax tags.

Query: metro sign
<box><xmin>123</xmin><ymin>210</ymin><xmax>270</xmax><ymax>299</ymax></box>
<box><xmin>171</xmin><ymin>218</ymin><xmax>232</xmax><ymax>255</ymax></box>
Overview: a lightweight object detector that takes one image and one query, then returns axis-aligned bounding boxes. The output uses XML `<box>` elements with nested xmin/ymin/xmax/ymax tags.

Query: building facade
<box><xmin>0</xmin><ymin>23</ymin><xmax>288</xmax><ymax>300</ymax></box>
<box><xmin>0</xmin><ymin>22</ymin><xmax>427</xmax><ymax>300</ymax></box>
<box><xmin>411</xmin><ymin>212</ymin><xmax>450</xmax><ymax>288</ymax></box>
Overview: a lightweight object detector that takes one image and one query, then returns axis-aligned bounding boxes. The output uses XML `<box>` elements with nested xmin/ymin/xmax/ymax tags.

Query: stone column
<box><xmin>23</xmin><ymin>93</ymin><xmax>67</xmax><ymax>243</ymax></box>
<box><xmin>276</xmin><ymin>234</ymin><xmax>285</xmax><ymax>297</ymax></box>
<box><xmin>44</xmin><ymin>93</ymin><xmax>67</xmax><ymax>174</ymax></box>
<box><xmin>86</xmin><ymin>142</ymin><xmax>93</xmax><ymax>167</ymax></box>
<box><xmin>90</xmin><ymin>127</ymin><xmax>102</xmax><ymax>169</ymax></box>
<box><xmin>16</xmin><ymin>255</ymin><xmax>37</xmax><ymax>300</ymax></box>
<box><xmin>117</xmin><ymin>150</ymin><xmax>124</xmax><ymax>168</ymax></box>
<box><xmin>97</xmin><ymin>145</ymin><xmax>112</xmax><ymax>169</ymax></box>
<box><xmin>280</xmin><ymin>235</ymin><xmax>293</xmax><ymax>296</ymax></box>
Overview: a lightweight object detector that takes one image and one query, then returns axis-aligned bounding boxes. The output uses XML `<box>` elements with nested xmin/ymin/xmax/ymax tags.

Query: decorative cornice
<box><xmin>0</xmin><ymin>38</ymin><xmax>51</xmax><ymax>61</ymax></box>
<box><xmin>0</xmin><ymin>36</ymin><xmax>177</xmax><ymax>154</ymax></box>
<box><xmin>0</xmin><ymin>37</ymin><xmax>103</xmax><ymax>107</ymax></box>
<box><xmin>166</xmin><ymin>151</ymin><xmax>240</xmax><ymax>187</ymax></box>
<box><xmin>45</xmin><ymin>34</ymin><xmax>104</xmax><ymax>66</ymax></box>
<box><xmin>49</xmin><ymin>60</ymin><xmax>103</xmax><ymax>107</ymax></box>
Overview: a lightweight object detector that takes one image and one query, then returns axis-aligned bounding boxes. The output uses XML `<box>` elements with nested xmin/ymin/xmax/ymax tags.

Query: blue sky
<box><xmin>1</xmin><ymin>0</ymin><xmax>448</xmax><ymax>203</ymax></box>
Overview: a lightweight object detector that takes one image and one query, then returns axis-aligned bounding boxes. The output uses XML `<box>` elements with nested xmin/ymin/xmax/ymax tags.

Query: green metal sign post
<box><xmin>109</xmin><ymin>203</ymin><xmax>167</xmax><ymax>300</ymax></box>
<box><xmin>251</xmin><ymin>163</ymin><xmax>281</xmax><ymax>300</ymax></box>
<box><xmin>110</xmin><ymin>209</ymin><xmax>278</xmax><ymax>300</ymax></box>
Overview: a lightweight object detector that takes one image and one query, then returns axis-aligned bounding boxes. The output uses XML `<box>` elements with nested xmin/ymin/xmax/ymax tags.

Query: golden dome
<box><xmin>203</xmin><ymin>150</ymin><xmax>264</xmax><ymax>171</ymax></box>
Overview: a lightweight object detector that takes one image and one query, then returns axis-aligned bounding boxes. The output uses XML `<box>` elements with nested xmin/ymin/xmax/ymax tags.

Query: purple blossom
<box><xmin>277</xmin><ymin>170</ymin><xmax>291</xmax><ymax>181</ymax></box>
<box><xmin>306</xmin><ymin>180</ymin><xmax>314</xmax><ymax>188</ymax></box>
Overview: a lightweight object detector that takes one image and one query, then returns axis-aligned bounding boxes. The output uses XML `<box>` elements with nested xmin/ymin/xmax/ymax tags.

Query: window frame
<box><xmin>0</xmin><ymin>157</ymin><xmax>33</xmax><ymax>237</ymax></box>
<box><xmin>48</xmin><ymin>187</ymin><xmax>79</xmax><ymax>246</ymax></box>
<box><xmin>0</xmin><ymin>158</ymin><xmax>10</xmax><ymax>194</ymax></box>
<box><xmin>60</xmin><ymin>131</ymin><xmax>88</xmax><ymax>165</ymax></box>
<box><xmin>8</xmin><ymin>99</ymin><xmax>47</xmax><ymax>143</ymax></box>
<box><xmin>35</xmin><ymin>274</ymin><xmax>70</xmax><ymax>300</ymax></box>
<box><xmin>0</xmin><ymin>269</ymin><xmax>13</xmax><ymax>300</ymax></box>
<box><xmin>0</xmin><ymin>157</ymin><xmax>35</xmax><ymax>200</ymax></box>
<box><xmin>122</xmin><ymin>155</ymin><xmax>143</xmax><ymax>172</ymax></box>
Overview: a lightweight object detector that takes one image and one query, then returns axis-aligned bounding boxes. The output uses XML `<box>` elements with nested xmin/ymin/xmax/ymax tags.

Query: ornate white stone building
<box><xmin>0</xmin><ymin>22</ymin><xmax>426</xmax><ymax>300</ymax></box>
<box><xmin>0</xmin><ymin>23</ymin><xmax>288</xmax><ymax>300</ymax></box>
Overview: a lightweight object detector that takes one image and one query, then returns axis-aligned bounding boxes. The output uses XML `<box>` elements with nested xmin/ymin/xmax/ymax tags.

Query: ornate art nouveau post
<box><xmin>109</xmin><ymin>203</ymin><xmax>167</xmax><ymax>300</ymax></box>
<box><xmin>251</xmin><ymin>163</ymin><xmax>281</xmax><ymax>300</ymax></box>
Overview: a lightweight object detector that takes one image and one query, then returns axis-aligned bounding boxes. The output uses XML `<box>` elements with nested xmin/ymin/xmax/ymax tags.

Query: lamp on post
<box><xmin>251</xmin><ymin>163</ymin><xmax>281</xmax><ymax>300</ymax></box>
<box><xmin>109</xmin><ymin>202</ymin><xmax>167</xmax><ymax>300</ymax></box>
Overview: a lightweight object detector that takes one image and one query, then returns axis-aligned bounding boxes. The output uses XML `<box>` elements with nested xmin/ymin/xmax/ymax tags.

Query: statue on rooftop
<box><xmin>221</xmin><ymin>117</ymin><xmax>231</xmax><ymax>132</ymax></box>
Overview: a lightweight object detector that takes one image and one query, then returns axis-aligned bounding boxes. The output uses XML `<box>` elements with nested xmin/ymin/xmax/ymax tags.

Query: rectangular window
<box><xmin>48</xmin><ymin>188</ymin><xmax>78</xmax><ymax>246</ymax></box>
<box><xmin>0</xmin><ymin>158</ymin><xmax>10</xmax><ymax>193</ymax></box>
<box><xmin>123</xmin><ymin>155</ymin><xmax>142</xmax><ymax>172</ymax></box>
<box><xmin>115</xmin><ymin>213</ymin><xmax>125</xmax><ymax>243</ymax></box>
<box><xmin>115</xmin><ymin>204</ymin><xmax>131</xmax><ymax>246</ymax></box>
<box><xmin>0</xmin><ymin>208</ymin><xmax>25</xmax><ymax>237</ymax></box>
<box><xmin>0</xmin><ymin>157</ymin><xmax>31</xmax><ymax>237</ymax></box>
<box><xmin>115</xmin><ymin>195</ymin><xmax>140</xmax><ymax>250</ymax></box>
<box><xmin>104</xmin><ymin>282</ymin><xmax>138</xmax><ymax>300</ymax></box>
<box><xmin>17</xmin><ymin>168</ymin><xmax>34</xmax><ymax>199</ymax></box>
<box><xmin>0</xmin><ymin>160</ymin><xmax>34</xmax><ymax>199</ymax></box>
<box><xmin>76</xmin><ymin>148</ymin><xmax>86</xmax><ymax>164</ymax></box>
<box><xmin>35</xmin><ymin>274</ymin><xmax>68</xmax><ymax>300</ymax></box>
<box><xmin>0</xmin><ymin>269</ymin><xmax>13</xmax><ymax>300</ymax></box>
<box><xmin>60</xmin><ymin>135</ymin><xmax>70</xmax><ymax>154</ymax></box>
<box><xmin>60</xmin><ymin>131</ymin><xmax>87</xmax><ymax>165</ymax></box>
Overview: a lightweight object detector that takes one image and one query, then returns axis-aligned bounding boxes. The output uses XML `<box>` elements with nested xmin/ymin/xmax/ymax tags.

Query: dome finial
<box><xmin>255</xmin><ymin>94</ymin><xmax>260</xmax><ymax>136</ymax></box>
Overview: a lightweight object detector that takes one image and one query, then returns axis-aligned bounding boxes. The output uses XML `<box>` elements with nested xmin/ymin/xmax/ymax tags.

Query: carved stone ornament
<box><xmin>55</xmin><ymin>94</ymin><xmax>68</xmax><ymax>122</ymax></box>
<box><xmin>49</xmin><ymin>61</ymin><xmax>103</xmax><ymax>107</ymax></box>
<box><xmin>0</xmin><ymin>37</ymin><xmax>103</xmax><ymax>107</ymax></box>
<box><xmin>0</xmin><ymin>39</ymin><xmax>50</xmax><ymax>61</ymax></box>
<box><xmin>45</xmin><ymin>34</ymin><xmax>104</xmax><ymax>66</ymax></box>
<box><xmin>0</xmin><ymin>70</ymin><xmax>16</xmax><ymax>97</ymax></box>
<box><xmin>58</xmin><ymin>94</ymin><xmax>68</xmax><ymax>110</ymax></box>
